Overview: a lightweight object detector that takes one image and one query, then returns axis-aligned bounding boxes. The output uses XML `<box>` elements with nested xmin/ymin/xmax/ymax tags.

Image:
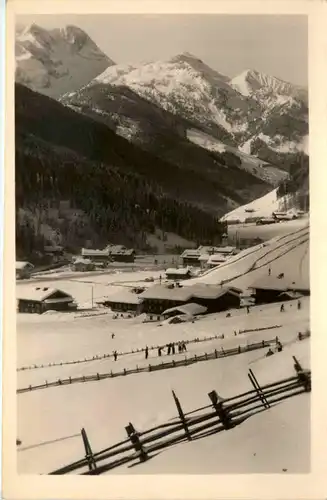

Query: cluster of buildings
<box><xmin>72</xmin><ymin>245</ymin><xmax>136</xmax><ymax>271</ymax></box>
<box><xmin>180</xmin><ymin>245</ymin><xmax>238</xmax><ymax>269</ymax></box>
<box><xmin>99</xmin><ymin>283</ymin><xmax>242</xmax><ymax>321</ymax></box>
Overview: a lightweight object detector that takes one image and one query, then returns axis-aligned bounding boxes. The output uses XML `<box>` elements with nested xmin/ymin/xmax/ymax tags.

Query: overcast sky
<box><xmin>17</xmin><ymin>14</ymin><xmax>308</xmax><ymax>86</ymax></box>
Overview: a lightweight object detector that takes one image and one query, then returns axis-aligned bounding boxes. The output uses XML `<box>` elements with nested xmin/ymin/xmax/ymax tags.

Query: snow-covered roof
<box><xmin>180</xmin><ymin>249</ymin><xmax>201</xmax><ymax>259</ymax></box>
<box><xmin>211</xmin><ymin>246</ymin><xmax>236</xmax><ymax>254</ymax></box>
<box><xmin>16</xmin><ymin>261</ymin><xmax>34</xmax><ymax>270</ymax></box>
<box><xmin>103</xmin><ymin>290</ymin><xmax>142</xmax><ymax>305</ymax></box>
<box><xmin>250</xmin><ymin>276</ymin><xmax>309</xmax><ymax>292</ymax></box>
<box><xmin>140</xmin><ymin>283</ymin><xmax>239</xmax><ymax>302</ymax></box>
<box><xmin>16</xmin><ymin>287</ymin><xmax>73</xmax><ymax>302</ymax></box>
<box><xmin>105</xmin><ymin>245</ymin><xmax>135</xmax><ymax>255</ymax></box>
<box><xmin>165</xmin><ymin>268</ymin><xmax>191</xmax><ymax>276</ymax></box>
<box><xmin>207</xmin><ymin>254</ymin><xmax>228</xmax><ymax>265</ymax></box>
<box><xmin>140</xmin><ymin>284</ymin><xmax>193</xmax><ymax>301</ymax></box>
<box><xmin>162</xmin><ymin>302</ymin><xmax>207</xmax><ymax>316</ymax></box>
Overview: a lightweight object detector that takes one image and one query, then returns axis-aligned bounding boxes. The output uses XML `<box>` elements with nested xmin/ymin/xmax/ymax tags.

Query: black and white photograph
<box><xmin>8</xmin><ymin>4</ymin><xmax>313</xmax><ymax>485</ymax></box>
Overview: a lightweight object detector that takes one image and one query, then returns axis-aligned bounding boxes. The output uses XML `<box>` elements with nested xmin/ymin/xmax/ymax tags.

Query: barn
<box><xmin>16</xmin><ymin>261</ymin><xmax>34</xmax><ymax>280</ymax></box>
<box><xmin>17</xmin><ymin>287</ymin><xmax>76</xmax><ymax>314</ymax></box>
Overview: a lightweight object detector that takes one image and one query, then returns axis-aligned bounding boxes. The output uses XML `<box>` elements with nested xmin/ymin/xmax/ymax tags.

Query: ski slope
<box><xmin>184</xmin><ymin>225</ymin><xmax>309</xmax><ymax>291</ymax></box>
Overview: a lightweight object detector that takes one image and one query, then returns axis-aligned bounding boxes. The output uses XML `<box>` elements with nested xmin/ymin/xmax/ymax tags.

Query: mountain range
<box><xmin>14</xmin><ymin>24</ymin><xmax>309</xmax><ymax>258</ymax></box>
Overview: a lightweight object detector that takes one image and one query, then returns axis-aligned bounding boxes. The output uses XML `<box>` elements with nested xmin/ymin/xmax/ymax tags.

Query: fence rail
<box><xmin>48</xmin><ymin>360</ymin><xmax>311</xmax><ymax>475</ymax></box>
<box><xmin>17</xmin><ymin>324</ymin><xmax>283</xmax><ymax>372</ymax></box>
<box><xmin>17</xmin><ymin>338</ymin><xmax>282</xmax><ymax>394</ymax></box>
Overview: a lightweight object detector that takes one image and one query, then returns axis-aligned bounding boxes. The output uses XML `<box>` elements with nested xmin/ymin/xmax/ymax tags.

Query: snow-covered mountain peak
<box><xmin>15</xmin><ymin>24</ymin><xmax>114</xmax><ymax>98</ymax></box>
<box><xmin>230</xmin><ymin>68</ymin><xmax>307</xmax><ymax>103</ymax></box>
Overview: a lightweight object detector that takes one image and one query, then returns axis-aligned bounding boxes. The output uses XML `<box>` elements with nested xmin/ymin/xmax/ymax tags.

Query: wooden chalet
<box><xmin>165</xmin><ymin>267</ymin><xmax>192</xmax><ymax>280</ymax></box>
<box><xmin>17</xmin><ymin>287</ymin><xmax>76</xmax><ymax>314</ymax></box>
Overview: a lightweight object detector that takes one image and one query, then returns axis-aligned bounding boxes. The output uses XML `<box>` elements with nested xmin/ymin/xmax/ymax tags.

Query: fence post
<box><xmin>292</xmin><ymin>356</ymin><xmax>311</xmax><ymax>391</ymax></box>
<box><xmin>81</xmin><ymin>428</ymin><xmax>97</xmax><ymax>471</ymax></box>
<box><xmin>172</xmin><ymin>390</ymin><xmax>191</xmax><ymax>441</ymax></box>
<box><xmin>148</xmin><ymin>364</ymin><xmax>152</xmax><ymax>372</ymax></box>
<box><xmin>248</xmin><ymin>369</ymin><xmax>270</xmax><ymax>409</ymax></box>
<box><xmin>97</xmin><ymin>373</ymin><xmax>100</xmax><ymax>380</ymax></box>
<box><xmin>69</xmin><ymin>377</ymin><xmax>72</xmax><ymax>384</ymax></box>
<box><xmin>125</xmin><ymin>422</ymin><xmax>148</xmax><ymax>462</ymax></box>
<box><xmin>205</xmin><ymin>353</ymin><xmax>208</xmax><ymax>360</ymax></box>
<box><xmin>208</xmin><ymin>390</ymin><xmax>232</xmax><ymax>430</ymax></box>
<box><xmin>214</xmin><ymin>349</ymin><xmax>218</xmax><ymax>358</ymax></box>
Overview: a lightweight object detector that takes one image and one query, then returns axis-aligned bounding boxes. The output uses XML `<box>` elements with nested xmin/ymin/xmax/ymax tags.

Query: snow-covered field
<box><xmin>17</xmin><ymin>223</ymin><xmax>310</xmax><ymax>475</ymax></box>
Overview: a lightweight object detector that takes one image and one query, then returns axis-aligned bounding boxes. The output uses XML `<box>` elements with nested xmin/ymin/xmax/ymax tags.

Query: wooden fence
<box><xmin>48</xmin><ymin>358</ymin><xmax>311</xmax><ymax>475</ymax></box>
<box><xmin>17</xmin><ymin>338</ymin><xmax>281</xmax><ymax>394</ymax></box>
<box><xmin>17</xmin><ymin>324</ymin><xmax>283</xmax><ymax>372</ymax></box>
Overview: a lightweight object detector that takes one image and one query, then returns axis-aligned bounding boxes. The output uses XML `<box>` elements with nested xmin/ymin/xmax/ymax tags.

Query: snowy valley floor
<box><xmin>17</xmin><ymin>292</ymin><xmax>310</xmax><ymax>474</ymax></box>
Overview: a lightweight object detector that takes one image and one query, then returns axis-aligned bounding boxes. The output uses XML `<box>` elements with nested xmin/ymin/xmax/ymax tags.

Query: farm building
<box><xmin>101</xmin><ymin>290</ymin><xmax>143</xmax><ymax>314</ymax></box>
<box><xmin>71</xmin><ymin>258</ymin><xmax>95</xmax><ymax>272</ymax></box>
<box><xmin>165</xmin><ymin>267</ymin><xmax>193</xmax><ymax>280</ymax></box>
<box><xmin>16</xmin><ymin>261</ymin><xmax>34</xmax><ymax>280</ymax></box>
<box><xmin>162</xmin><ymin>302</ymin><xmax>207</xmax><ymax>320</ymax></box>
<box><xmin>140</xmin><ymin>283</ymin><xmax>241</xmax><ymax>316</ymax></box>
<box><xmin>17</xmin><ymin>287</ymin><xmax>76</xmax><ymax>314</ymax></box>
<box><xmin>81</xmin><ymin>248</ymin><xmax>111</xmax><ymax>263</ymax></box>
<box><xmin>250</xmin><ymin>277</ymin><xmax>310</xmax><ymax>305</ymax></box>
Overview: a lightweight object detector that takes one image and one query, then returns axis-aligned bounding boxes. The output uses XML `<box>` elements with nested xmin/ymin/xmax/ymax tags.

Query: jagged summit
<box><xmin>230</xmin><ymin>68</ymin><xmax>307</xmax><ymax>102</ymax></box>
<box><xmin>15</xmin><ymin>24</ymin><xmax>114</xmax><ymax>98</ymax></box>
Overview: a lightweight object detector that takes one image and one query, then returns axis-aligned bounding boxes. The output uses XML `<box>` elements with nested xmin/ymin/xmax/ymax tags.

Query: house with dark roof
<box><xmin>17</xmin><ymin>287</ymin><xmax>76</xmax><ymax>314</ymax></box>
